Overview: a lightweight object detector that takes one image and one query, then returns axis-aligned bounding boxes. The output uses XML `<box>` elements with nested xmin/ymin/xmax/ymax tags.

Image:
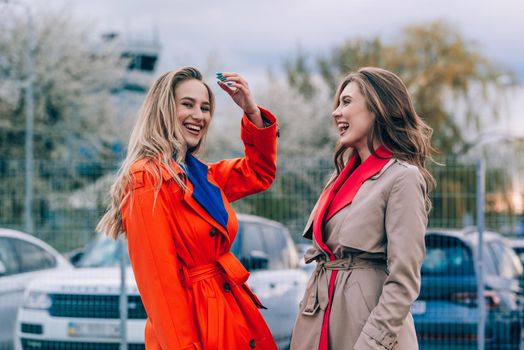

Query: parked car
<box><xmin>0</xmin><ymin>228</ymin><xmax>73</xmax><ymax>350</ymax></box>
<box><xmin>507</xmin><ymin>237</ymin><xmax>524</xmax><ymax>269</ymax></box>
<box><xmin>295</xmin><ymin>242</ymin><xmax>316</xmax><ymax>275</ymax></box>
<box><xmin>15</xmin><ymin>214</ymin><xmax>308</xmax><ymax>350</ymax></box>
<box><xmin>232</xmin><ymin>215</ymin><xmax>308</xmax><ymax>349</ymax></box>
<box><xmin>413</xmin><ymin>229</ymin><xmax>523</xmax><ymax>350</ymax></box>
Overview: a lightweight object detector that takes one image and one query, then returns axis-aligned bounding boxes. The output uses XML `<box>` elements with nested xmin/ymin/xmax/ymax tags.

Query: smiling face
<box><xmin>175</xmin><ymin>79</ymin><xmax>212</xmax><ymax>149</ymax></box>
<box><xmin>332</xmin><ymin>81</ymin><xmax>376</xmax><ymax>154</ymax></box>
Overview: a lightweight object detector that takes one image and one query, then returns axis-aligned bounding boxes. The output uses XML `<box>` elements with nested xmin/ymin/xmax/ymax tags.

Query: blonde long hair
<box><xmin>97</xmin><ymin>67</ymin><xmax>215</xmax><ymax>239</ymax></box>
<box><xmin>327</xmin><ymin>67</ymin><xmax>436</xmax><ymax>212</ymax></box>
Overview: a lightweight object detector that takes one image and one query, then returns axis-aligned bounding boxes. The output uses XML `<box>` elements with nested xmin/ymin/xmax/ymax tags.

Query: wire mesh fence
<box><xmin>0</xmin><ymin>151</ymin><xmax>523</xmax><ymax>350</ymax></box>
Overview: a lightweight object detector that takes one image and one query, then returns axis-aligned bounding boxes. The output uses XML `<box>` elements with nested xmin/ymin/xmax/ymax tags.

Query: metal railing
<box><xmin>0</xmin><ymin>152</ymin><xmax>523</xmax><ymax>350</ymax></box>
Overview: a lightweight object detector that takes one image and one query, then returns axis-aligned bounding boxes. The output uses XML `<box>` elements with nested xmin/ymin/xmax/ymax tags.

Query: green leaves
<box><xmin>284</xmin><ymin>20</ymin><xmax>510</xmax><ymax>156</ymax></box>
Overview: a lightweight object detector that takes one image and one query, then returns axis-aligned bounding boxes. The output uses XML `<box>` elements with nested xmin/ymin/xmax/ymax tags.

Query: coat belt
<box><xmin>302</xmin><ymin>256</ymin><xmax>386</xmax><ymax>316</ymax></box>
<box><xmin>180</xmin><ymin>252</ymin><xmax>250</xmax><ymax>288</ymax></box>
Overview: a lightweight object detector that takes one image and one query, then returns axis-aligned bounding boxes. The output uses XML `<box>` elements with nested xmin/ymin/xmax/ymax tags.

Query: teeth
<box><xmin>337</xmin><ymin>122</ymin><xmax>349</xmax><ymax>131</ymax></box>
<box><xmin>185</xmin><ymin>124</ymin><xmax>202</xmax><ymax>132</ymax></box>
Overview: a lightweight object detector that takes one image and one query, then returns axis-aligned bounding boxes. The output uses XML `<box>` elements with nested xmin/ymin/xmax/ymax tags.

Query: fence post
<box><xmin>119</xmin><ymin>237</ymin><xmax>128</xmax><ymax>350</ymax></box>
<box><xmin>476</xmin><ymin>158</ymin><xmax>486</xmax><ymax>350</ymax></box>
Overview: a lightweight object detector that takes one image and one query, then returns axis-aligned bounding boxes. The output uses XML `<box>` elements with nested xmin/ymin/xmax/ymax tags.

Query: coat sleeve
<box><xmin>355</xmin><ymin>166</ymin><xmax>427</xmax><ymax>350</ymax></box>
<box><xmin>122</xmin><ymin>169</ymin><xmax>202</xmax><ymax>350</ymax></box>
<box><xmin>208</xmin><ymin>106</ymin><xmax>278</xmax><ymax>202</ymax></box>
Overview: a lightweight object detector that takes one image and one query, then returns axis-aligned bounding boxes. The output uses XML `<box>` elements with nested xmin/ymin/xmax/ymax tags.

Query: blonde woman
<box><xmin>97</xmin><ymin>67</ymin><xmax>278</xmax><ymax>350</ymax></box>
<box><xmin>291</xmin><ymin>67</ymin><xmax>435</xmax><ymax>350</ymax></box>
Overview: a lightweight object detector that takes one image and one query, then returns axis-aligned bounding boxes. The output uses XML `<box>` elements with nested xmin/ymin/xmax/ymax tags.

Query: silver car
<box><xmin>0</xmin><ymin>228</ymin><xmax>73</xmax><ymax>350</ymax></box>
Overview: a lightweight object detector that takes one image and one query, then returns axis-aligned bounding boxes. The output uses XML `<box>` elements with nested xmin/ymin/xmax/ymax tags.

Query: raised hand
<box><xmin>216</xmin><ymin>72</ymin><xmax>263</xmax><ymax>128</ymax></box>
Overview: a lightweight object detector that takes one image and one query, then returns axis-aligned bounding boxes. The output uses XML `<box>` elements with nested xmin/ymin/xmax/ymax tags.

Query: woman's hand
<box><xmin>216</xmin><ymin>72</ymin><xmax>263</xmax><ymax>128</ymax></box>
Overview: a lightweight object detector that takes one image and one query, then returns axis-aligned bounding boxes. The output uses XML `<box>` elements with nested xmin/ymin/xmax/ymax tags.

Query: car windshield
<box><xmin>76</xmin><ymin>235</ymin><xmax>130</xmax><ymax>268</ymax></box>
<box><xmin>421</xmin><ymin>234</ymin><xmax>475</xmax><ymax>276</ymax></box>
<box><xmin>232</xmin><ymin>221</ymin><xmax>296</xmax><ymax>270</ymax></box>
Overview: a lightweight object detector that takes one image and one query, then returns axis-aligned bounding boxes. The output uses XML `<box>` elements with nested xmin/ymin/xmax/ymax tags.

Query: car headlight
<box><xmin>23</xmin><ymin>291</ymin><xmax>52</xmax><ymax>310</ymax></box>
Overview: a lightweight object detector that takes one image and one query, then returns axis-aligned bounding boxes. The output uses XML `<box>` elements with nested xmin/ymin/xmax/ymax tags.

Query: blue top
<box><xmin>181</xmin><ymin>154</ymin><xmax>229</xmax><ymax>230</ymax></box>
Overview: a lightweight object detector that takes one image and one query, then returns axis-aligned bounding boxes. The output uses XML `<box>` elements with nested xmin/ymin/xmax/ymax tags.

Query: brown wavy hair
<box><xmin>97</xmin><ymin>67</ymin><xmax>215</xmax><ymax>239</ymax></box>
<box><xmin>327</xmin><ymin>67</ymin><xmax>435</xmax><ymax>212</ymax></box>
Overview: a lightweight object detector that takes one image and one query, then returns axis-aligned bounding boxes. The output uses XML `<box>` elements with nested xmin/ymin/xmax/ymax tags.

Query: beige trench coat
<box><xmin>291</xmin><ymin>159</ymin><xmax>428</xmax><ymax>350</ymax></box>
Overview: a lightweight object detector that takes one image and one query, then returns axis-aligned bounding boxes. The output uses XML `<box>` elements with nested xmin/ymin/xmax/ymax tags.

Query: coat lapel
<box><xmin>324</xmin><ymin>147</ymin><xmax>393</xmax><ymax>221</ymax></box>
<box><xmin>182</xmin><ymin>186</ymin><xmax>231</xmax><ymax>242</ymax></box>
<box><xmin>183</xmin><ymin>155</ymin><xmax>229</xmax><ymax>230</ymax></box>
<box><xmin>370</xmin><ymin>158</ymin><xmax>396</xmax><ymax>180</ymax></box>
<box><xmin>309</xmin><ymin>146</ymin><xmax>393</xmax><ymax>251</ymax></box>
<box><xmin>303</xmin><ymin>158</ymin><xmax>398</xmax><ymax>239</ymax></box>
<box><xmin>159</xmin><ymin>159</ymin><xmax>232</xmax><ymax>243</ymax></box>
<box><xmin>312</xmin><ymin>154</ymin><xmax>360</xmax><ymax>259</ymax></box>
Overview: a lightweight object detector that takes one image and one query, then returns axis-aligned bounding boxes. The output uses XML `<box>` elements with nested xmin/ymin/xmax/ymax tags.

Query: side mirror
<box><xmin>0</xmin><ymin>260</ymin><xmax>7</xmax><ymax>276</ymax></box>
<box><xmin>244</xmin><ymin>250</ymin><xmax>269</xmax><ymax>271</ymax></box>
<box><xmin>69</xmin><ymin>251</ymin><xmax>84</xmax><ymax>266</ymax></box>
<box><xmin>65</xmin><ymin>247</ymin><xmax>85</xmax><ymax>266</ymax></box>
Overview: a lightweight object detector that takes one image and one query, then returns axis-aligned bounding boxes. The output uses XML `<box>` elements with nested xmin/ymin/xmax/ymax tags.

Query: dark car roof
<box><xmin>426</xmin><ymin>228</ymin><xmax>523</xmax><ymax>274</ymax></box>
<box><xmin>426</xmin><ymin>228</ymin><xmax>505</xmax><ymax>248</ymax></box>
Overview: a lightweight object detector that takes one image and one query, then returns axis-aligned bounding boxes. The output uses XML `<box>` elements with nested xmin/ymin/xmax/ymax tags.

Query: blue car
<box><xmin>413</xmin><ymin>229</ymin><xmax>523</xmax><ymax>350</ymax></box>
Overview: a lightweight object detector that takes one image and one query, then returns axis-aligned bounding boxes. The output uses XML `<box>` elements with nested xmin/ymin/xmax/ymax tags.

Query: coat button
<box><xmin>223</xmin><ymin>282</ymin><xmax>231</xmax><ymax>292</ymax></box>
<box><xmin>249</xmin><ymin>339</ymin><xmax>256</xmax><ymax>348</ymax></box>
<box><xmin>209</xmin><ymin>228</ymin><xmax>217</xmax><ymax>237</ymax></box>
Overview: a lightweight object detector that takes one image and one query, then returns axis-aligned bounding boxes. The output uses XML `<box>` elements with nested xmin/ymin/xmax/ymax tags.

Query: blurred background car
<box><xmin>413</xmin><ymin>229</ymin><xmax>523</xmax><ymax>350</ymax></box>
<box><xmin>231</xmin><ymin>215</ymin><xmax>309</xmax><ymax>349</ymax></box>
<box><xmin>507</xmin><ymin>237</ymin><xmax>524</xmax><ymax>270</ymax></box>
<box><xmin>15</xmin><ymin>214</ymin><xmax>307</xmax><ymax>350</ymax></box>
<box><xmin>506</xmin><ymin>237</ymin><xmax>524</xmax><ymax>294</ymax></box>
<box><xmin>0</xmin><ymin>228</ymin><xmax>73</xmax><ymax>350</ymax></box>
<box><xmin>15</xmin><ymin>235</ymin><xmax>142</xmax><ymax>350</ymax></box>
<box><xmin>295</xmin><ymin>242</ymin><xmax>316</xmax><ymax>276</ymax></box>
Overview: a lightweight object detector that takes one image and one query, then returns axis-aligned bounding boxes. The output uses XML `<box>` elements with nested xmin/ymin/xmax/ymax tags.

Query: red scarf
<box><xmin>312</xmin><ymin>145</ymin><xmax>393</xmax><ymax>350</ymax></box>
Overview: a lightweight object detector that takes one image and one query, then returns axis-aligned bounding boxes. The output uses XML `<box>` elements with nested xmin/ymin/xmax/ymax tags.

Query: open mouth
<box><xmin>184</xmin><ymin>123</ymin><xmax>203</xmax><ymax>135</ymax></box>
<box><xmin>337</xmin><ymin>122</ymin><xmax>349</xmax><ymax>134</ymax></box>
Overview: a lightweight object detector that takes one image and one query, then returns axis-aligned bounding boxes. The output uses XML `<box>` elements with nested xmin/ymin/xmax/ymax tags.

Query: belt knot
<box><xmin>302</xmin><ymin>255</ymin><xmax>386</xmax><ymax>316</ymax></box>
<box><xmin>180</xmin><ymin>252</ymin><xmax>250</xmax><ymax>289</ymax></box>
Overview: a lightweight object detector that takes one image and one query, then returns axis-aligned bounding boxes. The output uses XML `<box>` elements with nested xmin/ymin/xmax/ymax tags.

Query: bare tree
<box><xmin>0</xmin><ymin>8</ymin><xmax>125</xmax><ymax>161</ymax></box>
<box><xmin>0</xmin><ymin>8</ymin><xmax>125</xmax><ymax>230</ymax></box>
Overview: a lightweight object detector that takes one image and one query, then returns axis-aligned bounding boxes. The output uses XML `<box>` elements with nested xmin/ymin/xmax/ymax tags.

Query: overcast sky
<box><xmin>25</xmin><ymin>0</ymin><xmax>524</xmax><ymax>84</ymax></box>
<box><xmin>10</xmin><ymin>0</ymin><xmax>524</xmax><ymax>137</ymax></box>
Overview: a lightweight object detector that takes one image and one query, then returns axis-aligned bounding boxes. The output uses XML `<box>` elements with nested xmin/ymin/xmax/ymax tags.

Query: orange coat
<box><xmin>121</xmin><ymin>108</ymin><xmax>279</xmax><ymax>350</ymax></box>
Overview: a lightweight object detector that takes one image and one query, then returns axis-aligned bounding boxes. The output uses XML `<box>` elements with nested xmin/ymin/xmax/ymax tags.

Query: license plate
<box><xmin>411</xmin><ymin>300</ymin><xmax>426</xmax><ymax>315</ymax></box>
<box><xmin>67</xmin><ymin>322</ymin><xmax>120</xmax><ymax>338</ymax></box>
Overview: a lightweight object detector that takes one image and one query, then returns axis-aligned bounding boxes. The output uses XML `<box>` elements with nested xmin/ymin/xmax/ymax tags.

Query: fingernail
<box><xmin>226</xmin><ymin>82</ymin><xmax>234</xmax><ymax>86</ymax></box>
<box><xmin>216</xmin><ymin>72</ymin><xmax>223</xmax><ymax>76</ymax></box>
<box><xmin>219</xmin><ymin>76</ymin><xmax>227</xmax><ymax>81</ymax></box>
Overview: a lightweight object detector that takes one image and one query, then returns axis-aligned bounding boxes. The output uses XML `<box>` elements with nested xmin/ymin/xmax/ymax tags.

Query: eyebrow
<box><xmin>340</xmin><ymin>94</ymin><xmax>352</xmax><ymax>100</ymax></box>
<box><xmin>180</xmin><ymin>96</ymin><xmax>210</xmax><ymax>105</ymax></box>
